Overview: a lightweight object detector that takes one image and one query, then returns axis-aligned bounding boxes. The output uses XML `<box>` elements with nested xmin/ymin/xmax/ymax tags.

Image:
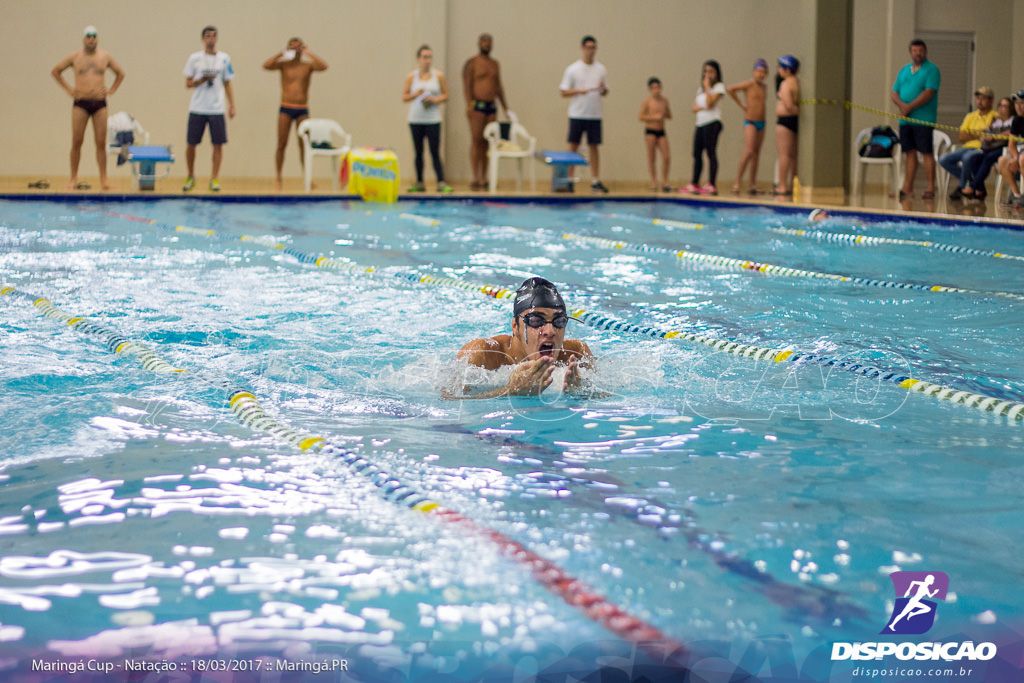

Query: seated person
<box><xmin>962</xmin><ymin>96</ymin><xmax>1013</xmax><ymax>199</ymax></box>
<box><xmin>941</xmin><ymin>86</ymin><xmax>995</xmax><ymax>200</ymax></box>
<box><xmin>996</xmin><ymin>91</ymin><xmax>1024</xmax><ymax>204</ymax></box>
<box><xmin>451</xmin><ymin>277</ymin><xmax>592</xmax><ymax>398</ymax></box>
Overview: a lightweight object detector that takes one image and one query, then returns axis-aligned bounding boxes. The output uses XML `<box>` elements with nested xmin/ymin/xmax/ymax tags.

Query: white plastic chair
<box><xmin>298</xmin><ymin>118</ymin><xmax>352</xmax><ymax>193</ymax></box>
<box><xmin>483</xmin><ymin>121</ymin><xmax>536</xmax><ymax>194</ymax></box>
<box><xmin>852</xmin><ymin>127</ymin><xmax>901</xmax><ymax>197</ymax></box>
<box><xmin>994</xmin><ymin>146</ymin><xmax>1024</xmax><ymax>203</ymax></box>
<box><xmin>106</xmin><ymin>111</ymin><xmax>149</xmax><ymax>156</ymax></box>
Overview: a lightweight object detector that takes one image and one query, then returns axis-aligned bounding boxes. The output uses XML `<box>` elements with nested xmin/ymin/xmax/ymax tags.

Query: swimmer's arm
<box><xmin>106</xmin><ymin>54</ymin><xmax>125</xmax><ymax>96</ymax></box>
<box><xmin>444</xmin><ymin>357</ymin><xmax>555</xmax><ymax>400</ymax></box>
<box><xmin>263</xmin><ymin>52</ymin><xmax>284</xmax><ymax>70</ymax></box>
<box><xmin>462</xmin><ymin>58</ymin><xmax>475</xmax><ymax>112</ymax></box>
<box><xmin>494</xmin><ymin>61</ymin><xmax>509</xmax><ymax>111</ymax></box>
<box><xmin>304</xmin><ymin>47</ymin><xmax>328</xmax><ymax>71</ymax></box>
<box><xmin>639</xmin><ymin>98</ymin><xmax>653</xmax><ymax>122</ymax></box>
<box><xmin>51</xmin><ymin>54</ymin><xmax>75</xmax><ymax>97</ymax></box>
<box><xmin>726</xmin><ymin>80</ymin><xmax>751</xmax><ymax>109</ymax></box>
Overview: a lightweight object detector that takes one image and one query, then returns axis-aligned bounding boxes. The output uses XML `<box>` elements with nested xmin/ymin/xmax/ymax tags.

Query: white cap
<box><xmin>83</xmin><ymin>25</ymin><xmax>98</xmax><ymax>36</ymax></box>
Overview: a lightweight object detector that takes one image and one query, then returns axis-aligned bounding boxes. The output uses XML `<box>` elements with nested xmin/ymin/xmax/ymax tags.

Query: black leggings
<box><xmin>691</xmin><ymin>120</ymin><xmax>722</xmax><ymax>185</ymax></box>
<box><xmin>410</xmin><ymin>123</ymin><xmax>444</xmax><ymax>183</ymax></box>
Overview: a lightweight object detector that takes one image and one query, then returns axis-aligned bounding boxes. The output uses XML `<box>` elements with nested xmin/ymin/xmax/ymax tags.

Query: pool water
<box><xmin>0</xmin><ymin>198</ymin><xmax>1022</xmax><ymax>681</ymax></box>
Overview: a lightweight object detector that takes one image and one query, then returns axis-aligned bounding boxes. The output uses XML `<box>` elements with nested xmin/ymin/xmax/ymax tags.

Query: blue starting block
<box><xmin>123</xmin><ymin>145</ymin><xmax>174</xmax><ymax>191</ymax></box>
<box><xmin>537</xmin><ymin>150</ymin><xmax>587</xmax><ymax>192</ymax></box>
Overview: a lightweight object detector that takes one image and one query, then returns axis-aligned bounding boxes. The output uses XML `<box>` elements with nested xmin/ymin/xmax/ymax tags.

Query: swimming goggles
<box><xmin>521</xmin><ymin>312</ymin><xmax>570</xmax><ymax>329</ymax></box>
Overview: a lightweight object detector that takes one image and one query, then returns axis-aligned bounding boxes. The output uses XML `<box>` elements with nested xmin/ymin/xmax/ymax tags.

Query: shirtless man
<box><xmin>452</xmin><ymin>277</ymin><xmax>592</xmax><ymax>399</ymax></box>
<box><xmin>263</xmin><ymin>38</ymin><xmax>328</xmax><ymax>191</ymax></box>
<box><xmin>774</xmin><ymin>55</ymin><xmax>800</xmax><ymax>196</ymax></box>
<box><xmin>639</xmin><ymin>77</ymin><xmax>672</xmax><ymax>192</ymax></box>
<box><xmin>727</xmin><ymin>58</ymin><xmax>768</xmax><ymax>194</ymax></box>
<box><xmin>463</xmin><ymin>33</ymin><xmax>509</xmax><ymax>190</ymax></box>
<box><xmin>51</xmin><ymin>26</ymin><xmax>125</xmax><ymax>191</ymax></box>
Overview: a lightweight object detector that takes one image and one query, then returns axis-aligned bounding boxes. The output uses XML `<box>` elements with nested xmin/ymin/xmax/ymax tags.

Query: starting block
<box><xmin>121</xmin><ymin>145</ymin><xmax>174</xmax><ymax>191</ymax></box>
<box><xmin>537</xmin><ymin>150</ymin><xmax>588</xmax><ymax>192</ymax></box>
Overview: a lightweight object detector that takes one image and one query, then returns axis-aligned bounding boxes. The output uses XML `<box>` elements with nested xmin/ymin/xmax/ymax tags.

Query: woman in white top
<box><xmin>683</xmin><ymin>60</ymin><xmax>726</xmax><ymax>195</ymax></box>
<box><xmin>402</xmin><ymin>45</ymin><xmax>451</xmax><ymax>193</ymax></box>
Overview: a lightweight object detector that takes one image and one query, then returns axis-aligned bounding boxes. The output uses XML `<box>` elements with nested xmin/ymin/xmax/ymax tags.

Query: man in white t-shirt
<box><xmin>182</xmin><ymin>26</ymin><xmax>236</xmax><ymax>192</ymax></box>
<box><xmin>559</xmin><ymin>35</ymin><xmax>609</xmax><ymax>193</ymax></box>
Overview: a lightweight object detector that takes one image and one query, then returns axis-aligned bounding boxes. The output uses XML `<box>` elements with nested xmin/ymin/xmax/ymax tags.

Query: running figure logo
<box><xmin>881</xmin><ymin>571</ymin><xmax>949</xmax><ymax>635</ymax></box>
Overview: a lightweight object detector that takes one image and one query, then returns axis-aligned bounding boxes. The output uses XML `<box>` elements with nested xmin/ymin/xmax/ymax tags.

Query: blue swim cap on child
<box><xmin>754</xmin><ymin>58</ymin><xmax>768</xmax><ymax>70</ymax></box>
<box><xmin>778</xmin><ymin>55</ymin><xmax>800</xmax><ymax>72</ymax></box>
<box><xmin>514</xmin><ymin>277</ymin><xmax>566</xmax><ymax>317</ymax></box>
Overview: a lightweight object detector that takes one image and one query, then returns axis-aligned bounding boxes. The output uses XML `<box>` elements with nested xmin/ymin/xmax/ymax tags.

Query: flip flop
<box><xmin>76</xmin><ymin>182</ymin><xmax>91</xmax><ymax>190</ymax></box>
<box><xmin>27</xmin><ymin>180</ymin><xmax>49</xmax><ymax>189</ymax></box>
<box><xmin>921</xmin><ymin>190</ymin><xmax>935</xmax><ymax>199</ymax></box>
<box><xmin>899</xmin><ymin>190</ymin><xmax>912</xmax><ymax>199</ymax></box>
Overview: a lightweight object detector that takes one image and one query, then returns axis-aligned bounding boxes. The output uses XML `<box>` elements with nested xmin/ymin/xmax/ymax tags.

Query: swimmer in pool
<box><xmin>450</xmin><ymin>277</ymin><xmax>593</xmax><ymax>398</ymax></box>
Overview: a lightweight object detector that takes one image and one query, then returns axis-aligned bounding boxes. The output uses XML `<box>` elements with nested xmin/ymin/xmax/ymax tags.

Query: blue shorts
<box><xmin>744</xmin><ymin>120</ymin><xmax>766</xmax><ymax>131</ymax></box>
<box><xmin>279</xmin><ymin>105</ymin><xmax>309</xmax><ymax>120</ymax></box>
<box><xmin>187</xmin><ymin>113</ymin><xmax>228</xmax><ymax>145</ymax></box>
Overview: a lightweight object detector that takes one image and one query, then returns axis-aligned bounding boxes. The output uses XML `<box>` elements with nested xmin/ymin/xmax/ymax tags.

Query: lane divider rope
<box><xmin>768</xmin><ymin>226</ymin><xmax>1024</xmax><ymax>263</ymax></box>
<box><xmin>803</xmin><ymin>98</ymin><xmax>1024</xmax><ymax>142</ymax></box>
<box><xmin>571</xmin><ymin>308</ymin><xmax>1024</xmax><ymax>422</ymax></box>
<box><xmin>559</xmin><ymin>231</ymin><xmax>1024</xmax><ymax>302</ymax></box>
<box><xmin>92</xmin><ymin>210</ymin><xmax>1024</xmax><ymax>421</ymax></box>
<box><xmin>0</xmin><ymin>285</ymin><xmax>681</xmax><ymax>655</ymax></box>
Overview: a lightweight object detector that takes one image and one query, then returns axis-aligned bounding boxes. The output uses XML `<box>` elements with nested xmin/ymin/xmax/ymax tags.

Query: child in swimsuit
<box><xmin>726</xmin><ymin>59</ymin><xmax>769</xmax><ymax>194</ymax></box>
<box><xmin>639</xmin><ymin>77</ymin><xmax>672</xmax><ymax>192</ymax></box>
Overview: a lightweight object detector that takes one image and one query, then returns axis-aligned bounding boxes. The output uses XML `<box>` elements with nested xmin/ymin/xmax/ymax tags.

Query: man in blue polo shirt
<box><xmin>891</xmin><ymin>39</ymin><xmax>941</xmax><ymax>199</ymax></box>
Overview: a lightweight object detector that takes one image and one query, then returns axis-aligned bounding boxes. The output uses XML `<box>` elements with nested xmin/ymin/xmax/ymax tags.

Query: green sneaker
<box><xmin>407</xmin><ymin>182</ymin><xmax>425</xmax><ymax>193</ymax></box>
<box><xmin>209</xmin><ymin>179</ymin><xmax>220</xmax><ymax>192</ymax></box>
<box><xmin>438</xmin><ymin>182</ymin><xmax>454</xmax><ymax>194</ymax></box>
<box><xmin>182</xmin><ymin>176</ymin><xmax>195</xmax><ymax>192</ymax></box>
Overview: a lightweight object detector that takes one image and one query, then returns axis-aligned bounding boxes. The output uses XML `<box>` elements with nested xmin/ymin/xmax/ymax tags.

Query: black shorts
<box><xmin>899</xmin><ymin>124</ymin><xmax>933</xmax><ymax>154</ymax></box>
<box><xmin>73</xmin><ymin>99</ymin><xmax>107</xmax><ymax>115</ymax></box>
<box><xmin>777</xmin><ymin>115</ymin><xmax>799</xmax><ymax>134</ymax></box>
<box><xmin>187</xmin><ymin>113</ymin><xmax>228</xmax><ymax>145</ymax></box>
<box><xmin>568</xmin><ymin>118</ymin><xmax>602</xmax><ymax>145</ymax></box>
<box><xmin>645</xmin><ymin>128</ymin><xmax>666</xmax><ymax>139</ymax></box>
<box><xmin>472</xmin><ymin>100</ymin><xmax>497</xmax><ymax>116</ymax></box>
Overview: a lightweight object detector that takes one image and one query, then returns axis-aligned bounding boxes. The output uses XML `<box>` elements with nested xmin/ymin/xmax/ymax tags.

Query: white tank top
<box><xmin>407</xmin><ymin>69</ymin><xmax>443</xmax><ymax>124</ymax></box>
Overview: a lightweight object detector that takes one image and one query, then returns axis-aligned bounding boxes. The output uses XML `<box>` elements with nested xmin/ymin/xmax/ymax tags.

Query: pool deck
<box><xmin>4</xmin><ymin>174</ymin><xmax>1023</xmax><ymax>228</ymax></box>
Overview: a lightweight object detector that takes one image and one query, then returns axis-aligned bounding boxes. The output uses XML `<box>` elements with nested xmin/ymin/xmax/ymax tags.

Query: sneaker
<box><xmin>591</xmin><ymin>180</ymin><xmax>609</xmax><ymax>194</ymax></box>
<box><xmin>407</xmin><ymin>183</ymin><xmax>425</xmax><ymax>193</ymax></box>
<box><xmin>699</xmin><ymin>183</ymin><xmax>718</xmax><ymax>195</ymax></box>
<box><xmin>438</xmin><ymin>182</ymin><xmax>453</xmax><ymax>194</ymax></box>
<box><xmin>209</xmin><ymin>179</ymin><xmax>220</xmax><ymax>192</ymax></box>
<box><xmin>949</xmin><ymin>186</ymin><xmax>963</xmax><ymax>200</ymax></box>
<box><xmin>681</xmin><ymin>183</ymin><xmax>701</xmax><ymax>194</ymax></box>
<box><xmin>182</xmin><ymin>176</ymin><xmax>195</xmax><ymax>192</ymax></box>
<box><xmin>1014</xmin><ymin>193</ymin><xmax>1024</xmax><ymax>206</ymax></box>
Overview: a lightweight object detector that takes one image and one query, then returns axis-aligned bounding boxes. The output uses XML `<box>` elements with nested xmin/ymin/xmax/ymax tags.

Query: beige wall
<box><xmin>3</xmin><ymin>0</ymin><xmax>1019</xmax><ymax>188</ymax></box>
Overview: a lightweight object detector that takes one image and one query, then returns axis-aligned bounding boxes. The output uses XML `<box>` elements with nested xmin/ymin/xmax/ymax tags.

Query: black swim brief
<box><xmin>472</xmin><ymin>100</ymin><xmax>497</xmax><ymax>116</ymax></box>
<box><xmin>644</xmin><ymin>128</ymin><xmax>666</xmax><ymax>139</ymax></box>
<box><xmin>73</xmin><ymin>99</ymin><xmax>107</xmax><ymax>115</ymax></box>
<box><xmin>279</xmin><ymin>105</ymin><xmax>310</xmax><ymax>120</ymax></box>
<box><xmin>777</xmin><ymin>115</ymin><xmax>799</xmax><ymax>134</ymax></box>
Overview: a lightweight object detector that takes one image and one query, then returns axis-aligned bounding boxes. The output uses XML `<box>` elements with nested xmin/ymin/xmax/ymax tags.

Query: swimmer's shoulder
<box><xmin>457</xmin><ymin>334</ymin><xmax>513</xmax><ymax>369</ymax></box>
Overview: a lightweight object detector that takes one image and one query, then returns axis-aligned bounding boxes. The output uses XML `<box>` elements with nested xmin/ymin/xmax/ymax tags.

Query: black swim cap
<box><xmin>513</xmin><ymin>277</ymin><xmax>565</xmax><ymax>317</ymax></box>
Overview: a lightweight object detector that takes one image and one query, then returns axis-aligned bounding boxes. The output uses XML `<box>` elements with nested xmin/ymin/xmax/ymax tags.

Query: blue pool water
<box><xmin>0</xmin><ymin>198</ymin><xmax>1022</xmax><ymax>682</ymax></box>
